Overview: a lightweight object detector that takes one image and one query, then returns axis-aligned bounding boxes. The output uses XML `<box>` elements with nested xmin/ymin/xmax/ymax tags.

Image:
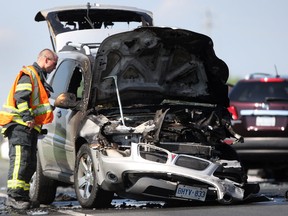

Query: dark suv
<box><xmin>228</xmin><ymin>73</ymin><xmax>288</xmax><ymax>179</ymax></box>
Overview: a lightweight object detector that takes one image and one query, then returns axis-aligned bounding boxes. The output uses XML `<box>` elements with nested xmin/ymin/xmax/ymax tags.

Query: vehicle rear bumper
<box><xmin>233</xmin><ymin>137</ymin><xmax>288</xmax><ymax>151</ymax></box>
<box><xmin>232</xmin><ymin>137</ymin><xmax>288</xmax><ymax>168</ymax></box>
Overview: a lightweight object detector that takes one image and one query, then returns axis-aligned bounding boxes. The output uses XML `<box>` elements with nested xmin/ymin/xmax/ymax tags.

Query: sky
<box><xmin>0</xmin><ymin>0</ymin><xmax>287</xmax><ymax>105</ymax></box>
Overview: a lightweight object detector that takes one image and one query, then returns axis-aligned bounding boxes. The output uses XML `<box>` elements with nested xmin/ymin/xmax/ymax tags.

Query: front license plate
<box><xmin>256</xmin><ymin>116</ymin><xmax>275</xmax><ymax>126</ymax></box>
<box><xmin>175</xmin><ymin>184</ymin><xmax>207</xmax><ymax>201</ymax></box>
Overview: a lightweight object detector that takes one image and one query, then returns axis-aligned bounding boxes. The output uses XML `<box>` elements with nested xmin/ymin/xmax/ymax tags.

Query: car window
<box><xmin>50</xmin><ymin>59</ymin><xmax>78</xmax><ymax>99</ymax></box>
<box><xmin>67</xmin><ymin>67</ymin><xmax>84</xmax><ymax>100</ymax></box>
<box><xmin>229</xmin><ymin>81</ymin><xmax>288</xmax><ymax>102</ymax></box>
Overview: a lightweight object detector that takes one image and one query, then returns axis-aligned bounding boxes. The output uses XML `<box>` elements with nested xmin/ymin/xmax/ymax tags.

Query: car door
<box><xmin>38</xmin><ymin>58</ymin><xmax>85</xmax><ymax>179</ymax></box>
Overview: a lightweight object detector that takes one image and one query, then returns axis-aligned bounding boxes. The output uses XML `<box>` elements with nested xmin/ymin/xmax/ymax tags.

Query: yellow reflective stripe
<box><xmin>15</xmin><ymin>83</ymin><xmax>32</xmax><ymax>92</ymax></box>
<box><xmin>12</xmin><ymin>145</ymin><xmax>21</xmax><ymax>182</ymax></box>
<box><xmin>33</xmin><ymin>103</ymin><xmax>53</xmax><ymax>116</ymax></box>
<box><xmin>1</xmin><ymin>127</ymin><xmax>7</xmax><ymax>134</ymax></box>
<box><xmin>25</xmin><ymin>67</ymin><xmax>40</xmax><ymax>106</ymax></box>
<box><xmin>2</xmin><ymin>104</ymin><xmax>19</xmax><ymax>114</ymax></box>
<box><xmin>0</xmin><ymin>111</ymin><xmax>14</xmax><ymax>118</ymax></box>
<box><xmin>7</xmin><ymin>179</ymin><xmax>26</xmax><ymax>189</ymax></box>
<box><xmin>2</xmin><ymin>104</ymin><xmax>33</xmax><ymax>115</ymax></box>
<box><xmin>24</xmin><ymin>183</ymin><xmax>30</xmax><ymax>191</ymax></box>
<box><xmin>17</xmin><ymin>102</ymin><xmax>29</xmax><ymax>112</ymax></box>
<box><xmin>12</xmin><ymin>117</ymin><xmax>41</xmax><ymax>132</ymax></box>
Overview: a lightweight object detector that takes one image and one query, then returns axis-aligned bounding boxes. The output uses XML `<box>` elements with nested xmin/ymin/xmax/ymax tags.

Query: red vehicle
<box><xmin>228</xmin><ymin>73</ymin><xmax>288</xmax><ymax>180</ymax></box>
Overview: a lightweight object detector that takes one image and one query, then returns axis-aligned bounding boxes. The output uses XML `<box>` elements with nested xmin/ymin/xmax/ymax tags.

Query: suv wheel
<box><xmin>74</xmin><ymin>144</ymin><xmax>114</xmax><ymax>209</ymax></box>
<box><xmin>30</xmin><ymin>153</ymin><xmax>57</xmax><ymax>204</ymax></box>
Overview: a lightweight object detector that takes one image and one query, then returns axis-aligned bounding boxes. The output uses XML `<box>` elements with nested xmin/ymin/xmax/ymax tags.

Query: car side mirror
<box><xmin>54</xmin><ymin>92</ymin><xmax>78</xmax><ymax>109</ymax></box>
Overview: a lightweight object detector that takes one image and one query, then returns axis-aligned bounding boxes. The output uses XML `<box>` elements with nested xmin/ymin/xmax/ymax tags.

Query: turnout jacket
<box><xmin>0</xmin><ymin>64</ymin><xmax>53</xmax><ymax>132</ymax></box>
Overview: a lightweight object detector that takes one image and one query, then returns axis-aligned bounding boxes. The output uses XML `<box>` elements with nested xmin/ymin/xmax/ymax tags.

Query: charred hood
<box><xmin>91</xmin><ymin>27</ymin><xmax>229</xmax><ymax>107</ymax></box>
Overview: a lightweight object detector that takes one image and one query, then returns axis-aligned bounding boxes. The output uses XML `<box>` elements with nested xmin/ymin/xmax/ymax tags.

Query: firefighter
<box><xmin>0</xmin><ymin>49</ymin><xmax>58</xmax><ymax>210</ymax></box>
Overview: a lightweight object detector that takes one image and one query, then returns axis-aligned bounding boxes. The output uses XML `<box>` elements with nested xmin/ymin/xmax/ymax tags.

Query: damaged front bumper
<box><xmin>90</xmin><ymin>142</ymin><xmax>258</xmax><ymax>204</ymax></box>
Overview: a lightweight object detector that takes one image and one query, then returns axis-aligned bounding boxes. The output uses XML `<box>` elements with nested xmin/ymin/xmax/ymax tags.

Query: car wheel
<box><xmin>74</xmin><ymin>144</ymin><xmax>114</xmax><ymax>209</ymax></box>
<box><xmin>29</xmin><ymin>153</ymin><xmax>57</xmax><ymax>204</ymax></box>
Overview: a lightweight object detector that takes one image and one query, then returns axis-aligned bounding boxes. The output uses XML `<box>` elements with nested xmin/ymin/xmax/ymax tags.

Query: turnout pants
<box><xmin>6</xmin><ymin>124</ymin><xmax>38</xmax><ymax>200</ymax></box>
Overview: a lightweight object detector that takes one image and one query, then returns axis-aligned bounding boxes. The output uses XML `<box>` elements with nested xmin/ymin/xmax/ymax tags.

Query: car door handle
<box><xmin>57</xmin><ymin>111</ymin><xmax>62</xmax><ymax>118</ymax></box>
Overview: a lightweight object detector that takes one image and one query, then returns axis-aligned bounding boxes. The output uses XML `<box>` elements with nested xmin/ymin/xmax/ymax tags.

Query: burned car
<box><xmin>30</xmin><ymin>3</ymin><xmax>259</xmax><ymax>208</ymax></box>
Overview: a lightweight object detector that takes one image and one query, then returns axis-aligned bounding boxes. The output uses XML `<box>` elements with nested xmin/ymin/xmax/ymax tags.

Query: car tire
<box><xmin>29</xmin><ymin>154</ymin><xmax>57</xmax><ymax>204</ymax></box>
<box><xmin>74</xmin><ymin>144</ymin><xmax>114</xmax><ymax>209</ymax></box>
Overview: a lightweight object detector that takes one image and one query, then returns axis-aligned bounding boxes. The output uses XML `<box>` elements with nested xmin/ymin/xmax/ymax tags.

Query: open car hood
<box><xmin>92</xmin><ymin>27</ymin><xmax>229</xmax><ymax>106</ymax></box>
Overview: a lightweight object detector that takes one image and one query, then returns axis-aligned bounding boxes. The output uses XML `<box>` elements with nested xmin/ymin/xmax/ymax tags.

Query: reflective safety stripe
<box><xmin>1</xmin><ymin>127</ymin><xmax>7</xmax><ymax>134</ymax></box>
<box><xmin>25</xmin><ymin>67</ymin><xmax>40</xmax><ymax>106</ymax></box>
<box><xmin>7</xmin><ymin>146</ymin><xmax>30</xmax><ymax>191</ymax></box>
<box><xmin>7</xmin><ymin>179</ymin><xmax>26</xmax><ymax>190</ymax></box>
<box><xmin>17</xmin><ymin>102</ymin><xmax>29</xmax><ymax>113</ymax></box>
<box><xmin>32</xmin><ymin>103</ymin><xmax>52</xmax><ymax>116</ymax></box>
<box><xmin>2</xmin><ymin>105</ymin><xmax>33</xmax><ymax>116</ymax></box>
<box><xmin>2</xmin><ymin>105</ymin><xmax>20</xmax><ymax>114</ymax></box>
<box><xmin>1</xmin><ymin>104</ymin><xmax>41</xmax><ymax>131</ymax></box>
<box><xmin>13</xmin><ymin>145</ymin><xmax>21</xmax><ymax>180</ymax></box>
<box><xmin>8</xmin><ymin>145</ymin><xmax>22</xmax><ymax>189</ymax></box>
<box><xmin>24</xmin><ymin>183</ymin><xmax>30</xmax><ymax>191</ymax></box>
<box><xmin>0</xmin><ymin>110</ymin><xmax>15</xmax><ymax>119</ymax></box>
<box><xmin>15</xmin><ymin>83</ymin><xmax>32</xmax><ymax>92</ymax></box>
<box><xmin>12</xmin><ymin>116</ymin><xmax>41</xmax><ymax>132</ymax></box>
<box><xmin>0</xmin><ymin>65</ymin><xmax>53</xmax><ymax>126</ymax></box>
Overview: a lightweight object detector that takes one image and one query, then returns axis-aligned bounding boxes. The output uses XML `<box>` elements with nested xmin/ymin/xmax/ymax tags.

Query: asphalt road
<box><xmin>1</xmin><ymin>157</ymin><xmax>288</xmax><ymax>216</ymax></box>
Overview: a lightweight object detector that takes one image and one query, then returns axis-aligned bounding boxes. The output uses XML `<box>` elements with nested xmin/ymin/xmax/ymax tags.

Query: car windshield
<box><xmin>229</xmin><ymin>81</ymin><xmax>288</xmax><ymax>102</ymax></box>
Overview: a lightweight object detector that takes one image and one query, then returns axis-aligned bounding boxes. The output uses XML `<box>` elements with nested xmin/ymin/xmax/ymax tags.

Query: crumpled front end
<box><xmin>78</xmin><ymin>100</ymin><xmax>257</xmax><ymax>204</ymax></box>
<box><xmin>90</xmin><ymin>142</ymin><xmax>256</xmax><ymax>204</ymax></box>
<box><xmin>77</xmin><ymin>25</ymin><xmax>257</xmax><ymax>205</ymax></box>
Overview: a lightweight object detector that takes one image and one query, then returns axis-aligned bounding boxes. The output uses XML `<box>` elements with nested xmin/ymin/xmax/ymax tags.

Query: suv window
<box><xmin>50</xmin><ymin>59</ymin><xmax>83</xmax><ymax>99</ymax></box>
<box><xmin>67</xmin><ymin>67</ymin><xmax>84</xmax><ymax>100</ymax></box>
<box><xmin>229</xmin><ymin>81</ymin><xmax>288</xmax><ymax>102</ymax></box>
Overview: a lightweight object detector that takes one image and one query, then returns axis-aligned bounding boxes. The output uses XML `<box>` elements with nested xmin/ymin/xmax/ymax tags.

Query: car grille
<box><xmin>175</xmin><ymin>155</ymin><xmax>210</xmax><ymax>170</ymax></box>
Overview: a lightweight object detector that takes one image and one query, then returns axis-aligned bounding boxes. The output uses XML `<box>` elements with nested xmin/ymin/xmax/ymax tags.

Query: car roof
<box><xmin>239</xmin><ymin>73</ymin><xmax>288</xmax><ymax>82</ymax></box>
